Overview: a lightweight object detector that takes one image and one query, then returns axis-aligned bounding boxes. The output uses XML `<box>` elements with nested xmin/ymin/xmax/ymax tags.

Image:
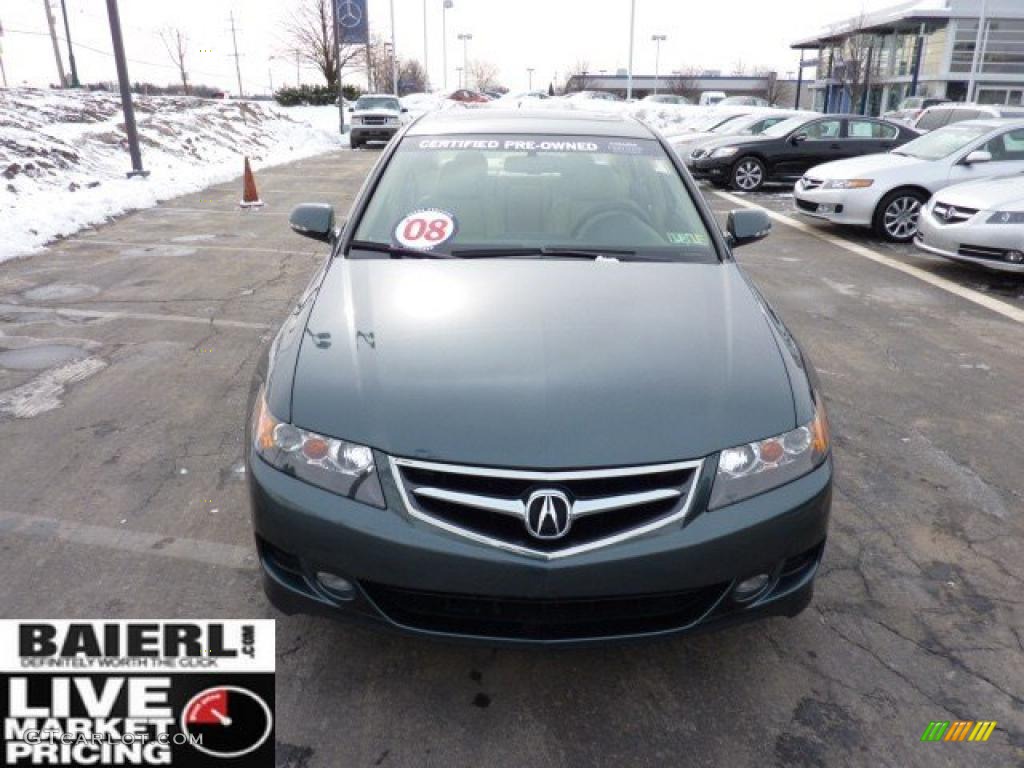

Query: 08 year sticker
<box><xmin>393</xmin><ymin>209</ymin><xmax>458</xmax><ymax>250</ymax></box>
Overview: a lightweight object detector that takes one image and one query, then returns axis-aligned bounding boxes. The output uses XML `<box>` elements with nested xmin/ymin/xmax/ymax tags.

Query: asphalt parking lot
<box><xmin>0</xmin><ymin>150</ymin><xmax>1022</xmax><ymax>768</ymax></box>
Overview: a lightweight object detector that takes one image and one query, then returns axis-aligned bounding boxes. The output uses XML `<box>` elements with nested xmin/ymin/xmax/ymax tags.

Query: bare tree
<box><xmin>731</xmin><ymin>58</ymin><xmax>747</xmax><ymax>76</ymax></box>
<box><xmin>828</xmin><ymin>13</ymin><xmax>875</xmax><ymax>113</ymax></box>
<box><xmin>754</xmin><ymin>68</ymin><xmax>788</xmax><ymax>105</ymax></box>
<box><xmin>467</xmin><ymin>60</ymin><xmax>500</xmax><ymax>92</ymax></box>
<box><xmin>159</xmin><ymin>28</ymin><xmax>190</xmax><ymax>95</ymax></box>
<box><xmin>399</xmin><ymin>59</ymin><xmax>428</xmax><ymax>95</ymax></box>
<box><xmin>282</xmin><ymin>0</ymin><xmax>364</xmax><ymax>90</ymax></box>
<box><xmin>566</xmin><ymin>59</ymin><xmax>593</xmax><ymax>93</ymax></box>
<box><xmin>668</xmin><ymin>65</ymin><xmax>701</xmax><ymax>101</ymax></box>
<box><xmin>367</xmin><ymin>34</ymin><xmax>395</xmax><ymax>94</ymax></box>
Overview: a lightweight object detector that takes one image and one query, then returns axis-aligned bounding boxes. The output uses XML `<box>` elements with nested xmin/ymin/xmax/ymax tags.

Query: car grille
<box><xmin>361</xmin><ymin>580</ymin><xmax>726</xmax><ymax>640</ymax></box>
<box><xmin>389</xmin><ymin>456</ymin><xmax>703</xmax><ymax>559</ymax></box>
<box><xmin>361</xmin><ymin>116</ymin><xmax>388</xmax><ymax>125</ymax></box>
<box><xmin>931</xmin><ymin>201</ymin><xmax>978</xmax><ymax>225</ymax></box>
<box><xmin>799</xmin><ymin>176</ymin><xmax>824</xmax><ymax>191</ymax></box>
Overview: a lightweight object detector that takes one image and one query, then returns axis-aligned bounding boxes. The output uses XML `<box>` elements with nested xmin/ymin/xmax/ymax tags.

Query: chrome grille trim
<box><xmin>931</xmin><ymin>201</ymin><xmax>978</xmax><ymax>224</ymax></box>
<box><xmin>389</xmin><ymin>456</ymin><xmax>704</xmax><ymax>560</ymax></box>
<box><xmin>800</xmin><ymin>176</ymin><xmax>823</xmax><ymax>191</ymax></box>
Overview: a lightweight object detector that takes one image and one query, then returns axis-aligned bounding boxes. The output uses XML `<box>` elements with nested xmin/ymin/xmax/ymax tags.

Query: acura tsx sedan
<box><xmin>247</xmin><ymin>109</ymin><xmax>833</xmax><ymax>645</ymax></box>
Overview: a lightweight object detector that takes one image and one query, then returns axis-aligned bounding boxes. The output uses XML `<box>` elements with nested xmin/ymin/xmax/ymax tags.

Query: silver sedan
<box><xmin>915</xmin><ymin>176</ymin><xmax>1024</xmax><ymax>273</ymax></box>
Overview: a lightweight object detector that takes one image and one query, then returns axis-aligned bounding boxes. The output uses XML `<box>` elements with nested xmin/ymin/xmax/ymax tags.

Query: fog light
<box><xmin>733</xmin><ymin>573</ymin><xmax>771</xmax><ymax>602</ymax></box>
<box><xmin>1005</xmin><ymin>250</ymin><xmax>1024</xmax><ymax>264</ymax></box>
<box><xmin>316</xmin><ymin>571</ymin><xmax>355</xmax><ymax>600</ymax></box>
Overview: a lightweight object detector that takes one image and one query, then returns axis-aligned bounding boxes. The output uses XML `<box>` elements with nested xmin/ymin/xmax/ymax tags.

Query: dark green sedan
<box><xmin>246</xmin><ymin>109</ymin><xmax>832</xmax><ymax>645</ymax></box>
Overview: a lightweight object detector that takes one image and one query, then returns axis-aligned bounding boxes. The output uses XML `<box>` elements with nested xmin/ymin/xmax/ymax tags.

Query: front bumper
<box><xmin>792</xmin><ymin>185</ymin><xmax>878</xmax><ymax>227</ymax></box>
<box><xmin>248</xmin><ymin>451</ymin><xmax>832</xmax><ymax>645</ymax></box>
<box><xmin>689</xmin><ymin>155</ymin><xmax>733</xmax><ymax>181</ymax></box>
<box><xmin>351</xmin><ymin>124</ymin><xmax>399</xmax><ymax>142</ymax></box>
<box><xmin>915</xmin><ymin>206</ymin><xmax>1024</xmax><ymax>273</ymax></box>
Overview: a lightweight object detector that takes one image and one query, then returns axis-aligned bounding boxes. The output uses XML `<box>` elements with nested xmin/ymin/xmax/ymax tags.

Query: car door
<box><xmin>846</xmin><ymin>119</ymin><xmax>901</xmax><ymax>157</ymax></box>
<box><xmin>947</xmin><ymin>127</ymin><xmax>1024</xmax><ymax>186</ymax></box>
<box><xmin>776</xmin><ymin>118</ymin><xmax>844</xmax><ymax>178</ymax></box>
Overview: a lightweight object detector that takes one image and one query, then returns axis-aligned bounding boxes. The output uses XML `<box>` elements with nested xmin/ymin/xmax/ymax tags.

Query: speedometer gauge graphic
<box><xmin>182</xmin><ymin>686</ymin><xmax>273</xmax><ymax>759</ymax></box>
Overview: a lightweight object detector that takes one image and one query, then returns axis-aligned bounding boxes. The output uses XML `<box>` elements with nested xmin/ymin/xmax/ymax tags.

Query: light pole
<box><xmin>456</xmin><ymin>65</ymin><xmax>463</xmax><ymax>89</ymax></box>
<box><xmin>626</xmin><ymin>0</ymin><xmax>636</xmax><ymax>99</ymax></box>
<box><xmin>423</xmin><ymin>0</ymin><xmax>428</xmax><ymax>86</ymax></box>
<box><xmin>58</xmin><ymin>0</ymin><xmax>79</xmax><ymax>87</ymax></box>
<box><xmin>651</xmin><ymin>34</ymin><xmax>666</xmax><ymax>94</ymax></box>
<box><xmin>390</xmin><ymin>0</ymin><xmax>399</xmax><ymax>95</ymax></box>
<box><xmin>527</xmin><ymin>67</ymin><xmax>534</xmax><ymax>90</ymax></box>
<box><xmin>442</xmin><ymin>0</ymin><xmax>453</xmax><ymax>91</ymax></box>
<box><xmin>458</xmin><ymin>32</ymin><xmax>472</xmax><ymax>88</ymax></box>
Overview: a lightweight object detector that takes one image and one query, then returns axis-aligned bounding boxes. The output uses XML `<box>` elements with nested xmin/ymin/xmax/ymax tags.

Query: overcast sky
<box><xmin>2</xmin><ymin>0</ymin><xmax>896</xmax><ymax>94</ymax></box>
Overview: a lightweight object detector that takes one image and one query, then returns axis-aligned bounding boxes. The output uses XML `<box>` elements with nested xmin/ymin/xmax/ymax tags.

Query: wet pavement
<box><xmin>0</xmin><ymin>152</ymin><xmax>1021</xmax><ymax>768</ymax></box>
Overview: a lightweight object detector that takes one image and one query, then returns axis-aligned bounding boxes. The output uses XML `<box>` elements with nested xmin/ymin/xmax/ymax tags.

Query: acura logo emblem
<box><xmin>524</xmin><ymin>490</ymin><xmax>572</xmax><ymax>540</ymax></box>
<box><xmin>944</xmin><ymin>205</ymin><xmax>958</xmax><ymax>222</ymax></box>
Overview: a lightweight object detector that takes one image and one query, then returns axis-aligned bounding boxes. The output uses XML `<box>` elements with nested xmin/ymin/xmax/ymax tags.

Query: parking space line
<box><xmin>713</xmin><ymin>189</ymin><xmax>1024</xmax><ymax>326</ymax></box>
<box><xmin>0</xmin><ymin>511</ymin><xmax>253</xmax><ymax>570</ymax></box>
<box><xmin>66</xmin><ymin>238</ymin><xmax>321</xmax><ymax>256</ymax></box>
<box><xmin>0</xmin><ymin>304</ymin><xmax>270</xmax><ymax>330</ymax></box>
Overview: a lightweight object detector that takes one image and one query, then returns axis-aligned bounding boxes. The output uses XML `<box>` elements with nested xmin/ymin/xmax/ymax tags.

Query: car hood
<box><xmin>933</xmin><ymin>175</ymin><xmax>1024</xmax><ymax>210</ymax></box>
<box><xmin>289</xmin><ymin>260</ymin><xmax>798</xmax><ymax>468</ymax></box>
<box><xmin>806</xmin><ymin>152</ymin><xmax>927</xmax><ymax>179</ymax></box>
<box><xmin>353</xmin><ymin>108</ymin><xmax>400</xmax><ymax>117</ymax></box>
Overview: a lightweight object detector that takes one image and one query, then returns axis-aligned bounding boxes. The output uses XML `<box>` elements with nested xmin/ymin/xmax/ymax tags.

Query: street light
<box><xmin>457</xmin><ymin>32</ymin><xmax>472</xmax><ymax>89</ymax></box>
<box><xmin>442</xmin><ymin>0</ymin><xmax>453</xmax><ymax>91</ymax></box>
<box><xmin>651</xmin><ymin>34</ymin><xmax>666</xmax><ymax>94</ymax></box>
<box><xmin>626</xmin><ymin>0</ymin><xmax>636</xmax><ymax>99</ymax></box>
<box><xmin>456</xmin><ymin>65</ymin><xmax>463</xmax><ymax>89</ymax></box>
<box><xmin>527</xmin><ymin>66</ymin><xmax>534</xmax><ymax>90</ymax></box>
<box><xmin>390</xmin><ymin>0</ymin><xmax>399</xmax><ymax>95</ymax></box>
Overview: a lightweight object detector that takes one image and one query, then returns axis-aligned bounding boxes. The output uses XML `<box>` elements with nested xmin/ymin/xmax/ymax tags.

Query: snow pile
<box><xmin>0</xmin><ymin>89</ymin><xmax>349</xmax><ymax>261</ymax></box>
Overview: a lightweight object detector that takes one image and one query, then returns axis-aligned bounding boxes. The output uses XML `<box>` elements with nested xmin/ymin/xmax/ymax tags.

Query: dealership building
<box><xmin>792</xmin><ymin>0</ymin><xmax>1024</xmax><ymax>115</ymax></box>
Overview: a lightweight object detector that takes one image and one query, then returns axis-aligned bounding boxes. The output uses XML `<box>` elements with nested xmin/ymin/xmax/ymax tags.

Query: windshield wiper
<box><xmin>348</xmin><ymin>240</ymin><xmax>453</xmax><ymax>259</ymax></box>
<box><xmin>450</xmin><ymin>246</ymin><xmax>637</xmax><ymax>260</ymax></box>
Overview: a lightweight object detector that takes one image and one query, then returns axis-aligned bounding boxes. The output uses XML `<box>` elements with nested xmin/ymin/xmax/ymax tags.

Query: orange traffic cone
<box><xmin>239</xmin><ymin>157</ymin><xmax>264</xmax><ymax>209</ymax></box>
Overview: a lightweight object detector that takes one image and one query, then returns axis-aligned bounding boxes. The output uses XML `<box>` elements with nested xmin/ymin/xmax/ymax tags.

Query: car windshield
<box><xmin>894</xmin><ymin>123</ymin><xmax>992</xmax><ymax>160</ymax></box>
<box><xmin>351</xmin><ymin>134</ymin><xmax>716</xmax><ymax>261</ymax></box>
<box><xmin>761</xmin><ymin>116</ymin><xmax>810</xmax><ymax>138</ymax></box>
<box><xmin>355</xmin><ymin>97</ymin><xmax>399</xmax><ymax>111</ymax></box>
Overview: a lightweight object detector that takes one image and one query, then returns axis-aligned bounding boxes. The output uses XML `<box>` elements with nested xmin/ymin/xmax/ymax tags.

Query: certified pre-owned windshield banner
<box><xmin>0</xmin><ymin>620</ymin><xmax>275</xmax><ymax>767</ymax></box>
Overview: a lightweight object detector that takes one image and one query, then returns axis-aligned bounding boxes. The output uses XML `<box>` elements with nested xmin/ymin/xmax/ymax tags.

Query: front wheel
<box><xmin>730</xmin><ymin>157</ymin><xmax>766</xmax><ymax>192</ymax></box>
<box><xmin>874</xmin><ymin>189</ymin><xmax>926</xmax><ymax>242</ymax></box>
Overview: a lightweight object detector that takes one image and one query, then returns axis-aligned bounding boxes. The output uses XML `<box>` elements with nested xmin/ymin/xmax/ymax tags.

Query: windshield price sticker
<box><xmin>0</xmin><ymin>620</ymin><xmax>275</xmax><ymax>768</ymax></box>
<box><xmin>413</xmin><ymin>136</ymin><xmax>658</xmax><ymax>155</ymax></box>
<box><xmin>393</xmin><ymin>209</ymin><xmax>458</xmax><ymax>250</ymax></box>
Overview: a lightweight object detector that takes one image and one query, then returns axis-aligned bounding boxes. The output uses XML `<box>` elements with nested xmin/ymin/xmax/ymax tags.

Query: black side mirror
<box><xmin>347</xmin><ymin>106</ymin><xmax>354</xmax><ymax>113</ymax></box>
<box><xmin>726</xmin><ymin>209</ymin><xmax>772</xmax><ymax>247</ymax></box>
<box><xmin>289</xmin><ymin>203</ymin><xmax>335</xmax><ymax>242</ymax></box>
<box><xmin>791</xmin><ymin>132</ymin><xmax>808</xmax><ymax>145</ymax></box>
<box><xmin>401</xmin><ymin>107</ymin><xmax>409</xmax><ymax>113</ymax></box>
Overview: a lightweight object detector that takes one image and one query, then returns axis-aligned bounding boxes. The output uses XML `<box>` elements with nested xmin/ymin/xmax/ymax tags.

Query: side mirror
<box><xmin>963</xmin><ymin>150</ymin><xmax>992</xmax><ymax>165</ymax></box>
<box><xmin>401</xmin><ymin>107</ymin><xmax>409</xmax><ymax>113</ymax></box>
<box><xmin>289</xmin><ymin>203</ymin><xmax>335</xmax><ymax>242</ymax></box>
<box><xmin>791</xmin><ymin>132</ymin><xmax>808</xmax><ymax>145</ymax></box>
<box><xmin>726</xmin><ymin>209</ymin><xmax>772</xmax><ymax>247</ymax></box>
<box><xmin>347</xmin><ymin>106</ymin><xmax>354</xmax><ymax>113</ymax></box>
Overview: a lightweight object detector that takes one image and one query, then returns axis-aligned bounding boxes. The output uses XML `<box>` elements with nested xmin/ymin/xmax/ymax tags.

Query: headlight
<box><xmin>986</xmin><ymin>211</ymin><xmax>1024</xmax><ymax>224</ymax></box>
<box><xmin>709</xmin><ymin>399</ymin><xmax>830</xmax><ymax>509</ymax></box>
<box><xmin>822</xmin><ymin>179</ymin><xmax>873</xmax><ymax>190</ymax></box>
<box><xmin>387</xmin><ymin>116</ymin><xmax>399</xmax><ymax>124</ymax></box>
<box><xmin>350</xmin><ymin>115</ymin><xmax>362</xmax><ymax>125</ymax></box>
<box><xmin>710</xmin><ymin>146</ymin><xmax>739</xmax><ymax>158</ymax></box>
<box><xmin>251</xmin><ymin>385</ymin><xmax>385</xmax><ymax>508</ymax></box>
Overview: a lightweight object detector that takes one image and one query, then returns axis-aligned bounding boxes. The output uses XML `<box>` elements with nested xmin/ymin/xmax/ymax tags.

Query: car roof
<box><xmin>359</xmin><ymin>93</ymin><xmax>400</xmax><ymax>99</ymax></box>
<box><xmin>942</xmin><ymin>118</ymin><xmax>1024</xmax><ymax>130</ymax></box>
<box><xmin>407</xmin><ymin>109</ymin><xmax>656</xmax><ymax>139</ymax></box>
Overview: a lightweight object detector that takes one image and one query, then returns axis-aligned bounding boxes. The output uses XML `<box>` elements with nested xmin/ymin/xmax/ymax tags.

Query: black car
<box><xmin>689</xmin><ymin>114</ymin><xmax>919</xmax><ymax>191</ymax></box>
<box><xmin>247</xmin><ymin>109</ymin><xmax>832</xmax><ymax>645</ymax></box>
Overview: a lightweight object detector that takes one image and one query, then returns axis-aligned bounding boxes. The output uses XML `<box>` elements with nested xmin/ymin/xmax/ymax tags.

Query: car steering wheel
<box><xmin>571</xmin><ymin>201</ymin><xmax>658</xmax><ymax>242</ymax></box>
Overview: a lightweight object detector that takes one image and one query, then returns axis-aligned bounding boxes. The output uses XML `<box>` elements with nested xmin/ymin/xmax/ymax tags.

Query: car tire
<box><xmin>351</xmin><ymin>137</ymin><xmax>362</xmax><ymax>149</ymax></box>
<box><xmin>873</xmin><ymin>189</ymin><xmax>927</xmax><ymax>242</ymax></box>
<box><xmin>730</xmin><ymin>157</ymin><xmax>766</xmax><ymax>192</ymax></box>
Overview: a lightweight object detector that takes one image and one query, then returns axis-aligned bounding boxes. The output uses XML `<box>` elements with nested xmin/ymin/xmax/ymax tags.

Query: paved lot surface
<box><xmin>0</xmin><ymin>150</ymin><xmax>1022</xmax><ymax>768</ymax></box>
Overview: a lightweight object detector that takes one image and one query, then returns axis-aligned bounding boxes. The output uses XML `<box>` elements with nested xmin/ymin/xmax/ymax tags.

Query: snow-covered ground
<box><xmin>0</xmin><ymin>89</ymin><xmax>349</xmax><ymax>262</ymax></box>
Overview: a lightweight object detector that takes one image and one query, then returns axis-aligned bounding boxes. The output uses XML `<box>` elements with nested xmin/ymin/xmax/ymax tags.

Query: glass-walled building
<box><xmin>792</xmin><ymin>0</ymin><xmax>1024</xmax><ymax>115</ymax></box>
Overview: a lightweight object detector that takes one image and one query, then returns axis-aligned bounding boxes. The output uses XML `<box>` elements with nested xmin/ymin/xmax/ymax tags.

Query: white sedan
<box><xmin>793</xmin><ymin>119</ymin><xmax>1024</xmax><ymax>241</ymax></box>
<box><xmin>915</xmin><ymin>176</ymin><xmax>1024</xmax><ymax>273</ymax></box>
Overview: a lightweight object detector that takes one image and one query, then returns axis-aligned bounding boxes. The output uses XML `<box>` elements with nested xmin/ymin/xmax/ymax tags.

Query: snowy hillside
<box><xmin>0</xmin><ymin>89</ymin><xmax>348</xmax><ymax>261</ymax></box>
